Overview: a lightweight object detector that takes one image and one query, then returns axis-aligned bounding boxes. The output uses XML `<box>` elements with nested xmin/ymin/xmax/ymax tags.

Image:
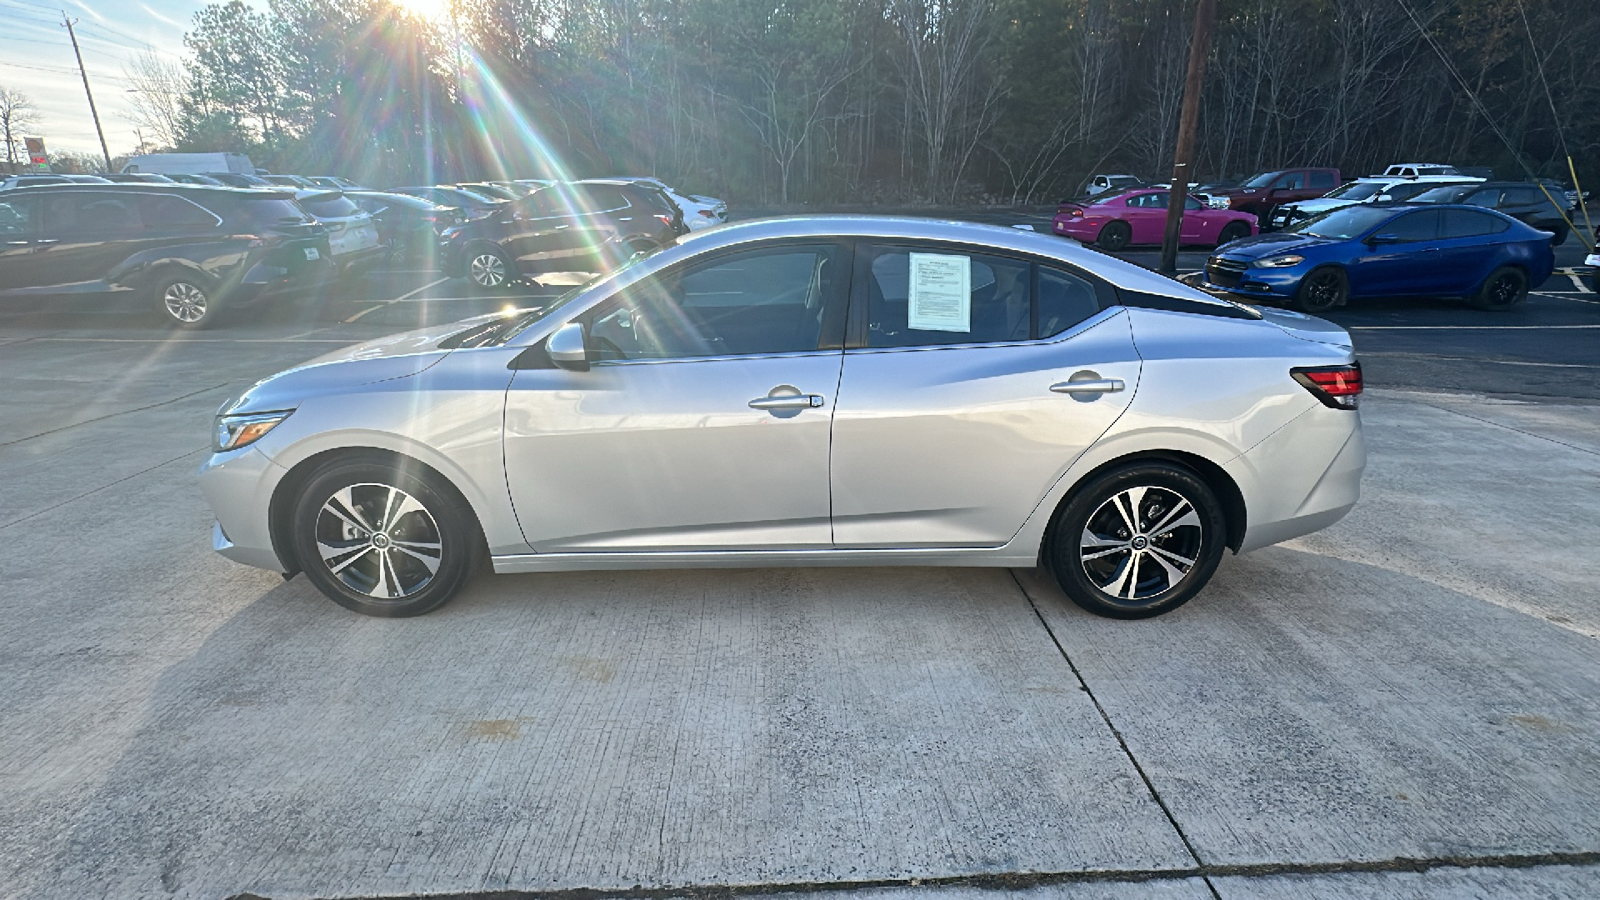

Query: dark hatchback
<box><xmin>441</xmin><ymin>181</ymin><xmax>681</xmax><ymax>288</ymax></box>
<box><xmin>0</xmin><ymin>184</ymin><xmax>331</xmax><ymax>327</ymax></box>
<box><xmin>347</xmin><ymin>190</ymin><xmax>463</xmax><ymax>264</ymax></box>
<box><xmin>1406</xmin><ymin>181</ymin><xmax>1576</xmax><ymax>245</ymax></box>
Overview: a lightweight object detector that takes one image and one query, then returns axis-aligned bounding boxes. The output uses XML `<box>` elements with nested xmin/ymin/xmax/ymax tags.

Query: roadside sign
<box><xmin>24</xmin><ymin>137</ymin><xmax>48</xmax><ymax>171</ymax></box>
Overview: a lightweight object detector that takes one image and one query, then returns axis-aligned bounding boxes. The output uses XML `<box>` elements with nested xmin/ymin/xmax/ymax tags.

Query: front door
<box><xmin>1349</xmin><ymin>209</ymin><xmax>1442</xmax><ymax>296</ymax></box>
<box><xmin>830</xmin><ymin>243</ymin><xmax>1141</xmax><ymax>548</ymax></box>
<box><xmin>0</xmin><ymin>193</ymin><xmax>44</xmax><ymax>296</ymax></box>
<box><xmin>503</xmin><ymin>241</ymin><xmax>851</xmax><ymax>551</ymax></box>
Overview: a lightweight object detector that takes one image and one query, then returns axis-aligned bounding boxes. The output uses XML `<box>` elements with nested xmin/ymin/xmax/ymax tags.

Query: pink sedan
<box><xmin>1054</xmin><ymin>188</ymin><xmax>1257</xmax><ymax>251</ymax></box>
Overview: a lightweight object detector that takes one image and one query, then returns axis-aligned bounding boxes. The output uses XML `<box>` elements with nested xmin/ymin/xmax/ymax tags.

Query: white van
<box><xmin>121</xmin><ymin>153</ymin><xmax>257</xmax><ymax>176</ymax></box>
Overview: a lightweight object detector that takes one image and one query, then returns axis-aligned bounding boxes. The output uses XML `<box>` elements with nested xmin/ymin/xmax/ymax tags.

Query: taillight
<box><xmin>655</xmin><ymin>214</ymin><xmax>672</xmax><ymax>226</ymax></box>
<box><xmin>1292</xmin><ymin>363</ymin><xmax>1362</xmax><ymax>409</ymax></box>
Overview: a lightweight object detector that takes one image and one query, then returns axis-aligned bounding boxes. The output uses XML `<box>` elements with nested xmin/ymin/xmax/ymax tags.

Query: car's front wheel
<box><xmin>1216</xmin><ymin>221</ymin><xmax>1251</xmax><ymax>246</ymax></box>
<box><xmin>1046</xmin><ymin>462</ymin><xmax>1228</xmax><ymax>619</ymax></box>
<box><xmin>1292</xmin><ymin>266</ymin><xmax>1346</xmax><ymax>313</ymax></box>
<box><xmin>291</xmin><ymin>458</ymin><xmax>479</xmax><ymax>617</ymax></box>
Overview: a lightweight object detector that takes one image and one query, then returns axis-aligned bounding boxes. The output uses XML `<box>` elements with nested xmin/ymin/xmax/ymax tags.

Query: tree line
<box><xmin>113</xmin><ymin>0</ymin><xmax>1600</xmax><ymax>204</ymax></box>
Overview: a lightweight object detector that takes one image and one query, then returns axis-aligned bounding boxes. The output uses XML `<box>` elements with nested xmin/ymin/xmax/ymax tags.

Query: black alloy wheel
<box><xmin>1097</xmin><ymin>220</ymin><xmax>1133</xmax><ymax>251</ymax></box>
<box><xmin>1468</xmin><ymin>265</ymin><xmax>1528</xmax><ymax>311</ymax></box>
<box><xmin>292</xmin><ymin>458</ymin><xmax>480</xmax><ymax>617</ymax></box>
<box><xmin>1047</xmin><ymin>462</ymin><xmax>1228</xmax><ymax>619</ymax></box>
<box><xmin>1293</xmin><ymin>266</ymin><xmax>1347</xmax><ymax>313</ymax></box>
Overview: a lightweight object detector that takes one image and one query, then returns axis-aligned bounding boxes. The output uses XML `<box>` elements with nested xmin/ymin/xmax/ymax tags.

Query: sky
<box><xmin>0</xmin><ymin>0</ymin><xmax>237</xmax><ymax>159</ymax></box>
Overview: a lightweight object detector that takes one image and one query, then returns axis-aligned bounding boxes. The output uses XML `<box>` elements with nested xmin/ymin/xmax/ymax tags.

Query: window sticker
<box><xmin>907</xmin><ymin>252</ymin><xmax>971</xmax><ymax>332</ymax></box>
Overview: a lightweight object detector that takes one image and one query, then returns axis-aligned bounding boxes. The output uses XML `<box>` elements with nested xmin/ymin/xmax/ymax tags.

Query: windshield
<box><xmin>1287</xmin><ymin>205</ymin><xmax>1396</xmax><ymax>240</ymax></box>
<box><xmin>1326</xmin><ymin>182</ymin><xmax>1387</xmax><ymax>201</ymax></box>
<box><xmin>1240</xmin><ymin>171</ymin><xmax>1279</xmax><ymax>188</ymax></box>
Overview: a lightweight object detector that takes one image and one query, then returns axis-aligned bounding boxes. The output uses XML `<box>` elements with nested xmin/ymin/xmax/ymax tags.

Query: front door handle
<box><xmin>1050</xmin><ymin>378</ymin><xmax>1125</xmax><ymax>395</ymax></box>
<box><xmin>3</xmin><ymin>240</ymin><xmax>29</xmax><ymax>247</ymax></box>
<box><xmin>749</xmin><ymin>394</ymin><xmax>825</xmax><ymax>410</ymax></box>
<box><xmin>33</xmin><ymin>239</ymin><xmax>59</xmax><ymax>245</ymax></box>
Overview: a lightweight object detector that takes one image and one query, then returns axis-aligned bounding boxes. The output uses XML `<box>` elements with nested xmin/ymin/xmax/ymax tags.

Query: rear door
<box><xmin>1438</xmin><ymin>208</ymin><xmax>1512</xmax><ymax>292</ymax></box>
<box><xmin>1121</xmin><ymin>193</ymin><xmax>1167</xmax><ymax>243</ymax></box>
<box><xmin>31</xmin><ymin>191</ymin><xmax>157</xmax><ymax>293</ymax></box>
<box><xmin>829</xmin><ymin>242</ymin><xmax>1140</xmax><ymax>548</ymax></box>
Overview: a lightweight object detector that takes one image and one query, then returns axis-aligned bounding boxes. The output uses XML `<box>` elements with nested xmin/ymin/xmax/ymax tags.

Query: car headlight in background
<box><xmin>1253</xmin><ymin>254</ymin><xmax>1304</xmax><ymax>268</ymax></box>
<box><xmin>216</xmin><ymin>411</ymin><xmax>292</xmax><ymax>452</ymax></box>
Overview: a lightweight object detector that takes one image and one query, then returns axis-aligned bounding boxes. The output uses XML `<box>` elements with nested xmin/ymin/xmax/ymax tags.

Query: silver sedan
<box><xmin>200</xmin><ymin>216</ymin><xmax>1365</xmax><ymax>619</ymax></box>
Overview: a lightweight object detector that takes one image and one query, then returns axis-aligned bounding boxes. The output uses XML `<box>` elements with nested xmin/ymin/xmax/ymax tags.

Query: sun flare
<box><xmin>392</xmin><ymin>0</ymin><xmax>452</xmax><ymax>24</ymax></box>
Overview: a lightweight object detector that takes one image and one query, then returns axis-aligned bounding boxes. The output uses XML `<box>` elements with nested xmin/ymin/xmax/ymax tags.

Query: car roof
<box><xmin>673</xmin><ymin>215</ymin><xmax>1246</xmax><ymax>304</ymax></box>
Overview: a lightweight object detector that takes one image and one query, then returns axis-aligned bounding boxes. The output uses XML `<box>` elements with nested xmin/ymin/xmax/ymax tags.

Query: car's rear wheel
<box><xmin>153</xmin><ymin>274</ymin><xmax>219</xmax><ymax>328</ymax></box>
<box><xmin>292</xmin><ymin>458</ymin><xmax>479</xmax><ymax>617</ymax></box>
<box><xmin>1216</xmin><ymin>221</ymin><xmax>1251</xmax><ymax>247</ymax></box>
<box><xmin>1096</xmin><ymin>220</ymin><xmax>1132</xmax><ymax>251</ymax></box>
<box><xmin>1046</xmin><ymin>462</ymin><xmax>1228</xmax><ymax>619</ymax></box>
<box><xmin>466</xmin><ymin>244</ymin><xmax>514</xmax><ymax>290</ymax></box>
<box><xmin>1467</xmin><ymin>265</ymin><xmax>1527</xmax><ymax>310</ymax></box>
<box><xmin>1292</xmin><ymin>266</ymin><xmax>1346</xmax><ymax>313</ymax></box>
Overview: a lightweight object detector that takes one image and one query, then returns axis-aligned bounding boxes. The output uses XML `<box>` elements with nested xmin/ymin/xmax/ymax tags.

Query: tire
<box><xmin>1216</xmin><ymin>221</ymin><xmax>1251</xmax><ymax>247</ymax></box>
<box><xmin>1549</xmin><ymin>226</ymin><xmax>1567</xmax><ymax>248</ymax></box>
<box><xmin>291</xmin><ymin>458</ymin><xmax>479</xmax><ymax>617</ymax></box>
<box><xmin>466</xmin><ymin>243</ymin><xmax>514</xmax><ymax>290</ymax></box>
<box><xmin>1467</xmin><ymin>265</ymin><xmax>1528</xmax><ymax>310</ymax></box>
<box><xmin>1096</xmin><ymin>220</ymin><xmax>1132</xmax><ymax>251</ymax></box>
<box><xmin>1046</xmin><ymin>462</ymin><xmax>1228</xmax><ymax>619</ymax></box>
<box><xmin>1292</xmin><ymin>266</ymin><xmax>1347</xmax><ymax>313</ymax></box>
<box><xmin>152</xmin><ymin>273</ymin><xmax>220</xmax><ymax>328</ymax></box>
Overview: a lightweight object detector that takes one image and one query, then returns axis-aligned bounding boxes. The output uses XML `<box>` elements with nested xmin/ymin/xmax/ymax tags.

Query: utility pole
<box><xmin>1159</xmin><ymin>0</ymin><xmax>1218</xmax><ymax>275</ymax></box>
<box><xmin>62</xmin><ymin>14</ymin><xmax>112</xmax><ymax>172</ymax></box>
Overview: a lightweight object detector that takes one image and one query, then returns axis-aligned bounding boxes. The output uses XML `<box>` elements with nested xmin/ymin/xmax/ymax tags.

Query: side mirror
<box><xmin>546</xmin><ymin>321</ymin><xmax>589</xmax><ymax>371</ymax></box>
<box><xmin>1374</xmin><ymin>194</ymin><xmax>1393</xmax><ymax>202</ymax></box>
<box><xmin>1366</xmin><ymin>233</ymin><xmax>1400</xmax><ymax>247</ymax></box>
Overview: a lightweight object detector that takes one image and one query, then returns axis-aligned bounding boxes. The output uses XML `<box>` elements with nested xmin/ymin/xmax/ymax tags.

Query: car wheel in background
<box><xmin>466</xmin><ymin>243</ymin><xmax>514</xmax><ymax>290</ymax></box>
<box><xmin>1547</xmin><ymin>226</ymin><xmax>1567</xmax><ymax>247</ymax></box>
<box><xmin>1292</xmin><ymin>266</ymin><xmax>1347</xmax><ymax>313</ymax></box>
<box><xmin>1216</xmin><ymin>221</ymin><xmax>1251</xmax><ymax>247</ymax></box>
<box><xmin>1467</xmin><ymin>265</ymin><xmax>1528</xmax><ymax>310</ymax></box>
<box><xmin>292</xmin><ymin>457</ymin><xmax>479</xmax><ymax>617</ymax></box>
<box><xmin>153</xmin><ymin>274</ymin><xmax>219</xmax><ymax>328</ymax></box>
<box><xmin>1096</xmin><ymin>220</ymin><xmax>1132</xmax><ymax>251</ymax></box>
<box><xmin>1046</xmin><ymin>462</ymin><xmax>1228</xmax><ymax>619</ymax></box>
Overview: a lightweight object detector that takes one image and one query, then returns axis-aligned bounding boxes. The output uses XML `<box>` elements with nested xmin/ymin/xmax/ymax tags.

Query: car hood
<box><xmin>1284</xmin><ymin>198</ymin><xmax>1353</xmax><ymax>214</ymax></box>
<box><xmin>220</xmin><ymin>315</ymin><xmax>505</xmax><ymax>416</ymax></box>
<box><xmin>1214</xmin><ymin>231</ymin><xmax>1333</xmax><ymax>259</ymax></box>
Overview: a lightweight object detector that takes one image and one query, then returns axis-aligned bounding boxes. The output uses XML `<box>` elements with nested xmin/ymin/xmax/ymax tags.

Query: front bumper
<box><xmin>198</xmin><ymin>445</ymin><xmax>289</xmax><ymax>572</ymax></box>
<box><xmin>1203</xmin><ymin>256</ymin><xmax>1306</xmax><ymax>298</ymax></box>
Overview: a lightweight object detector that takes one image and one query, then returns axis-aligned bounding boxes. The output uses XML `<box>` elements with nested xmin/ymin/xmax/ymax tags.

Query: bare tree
<box><xmin>0</xmin><ymin>87</ymin><xmax>40</xmax><ymax>173</ymax></box>
<box><xmin>123</xmin><ymin>52</ymin><xmax>188</xmax><ymax>150</ymax></box>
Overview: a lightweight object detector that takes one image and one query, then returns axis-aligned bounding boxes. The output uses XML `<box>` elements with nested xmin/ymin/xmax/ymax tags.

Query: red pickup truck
<box><xmin>1206</xmin><ymin>168</ymin><xmax>1341</xmax><ymax>220</ymax></box>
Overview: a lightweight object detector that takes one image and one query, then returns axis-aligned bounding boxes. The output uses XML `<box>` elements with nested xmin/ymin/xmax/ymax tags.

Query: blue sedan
<box><xmin>1203</xmin><ymin>204</ymin><xmax>1555</xmax><ymax>312</ymax></box>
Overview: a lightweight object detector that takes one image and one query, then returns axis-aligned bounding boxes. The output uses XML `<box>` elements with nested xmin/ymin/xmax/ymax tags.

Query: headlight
<box><xmin>1253</xmin><ymin>254</ymin><xmax>1304</xmax><ymax>268</ymax></box>
<box><xmin>215</xmin><ymin>411</ymin><xmax>292</xmax><ymax>452</ymax></box>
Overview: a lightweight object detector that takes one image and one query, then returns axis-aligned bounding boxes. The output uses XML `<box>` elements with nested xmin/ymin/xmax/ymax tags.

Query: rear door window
<box><xmin>41</xmin><ymin>192</ymin><xmax>144</xmax><ymax>234</ymax></box>
<box><xmin>1310</xmin><ymin>171</ymin><xmax>1337</xmax><ymax>190</ymax></box>
<box><xmin>1440</xmin><ymin>208</ymin><xmax>1505</xmax><ymax>238</ymax></box>
<box><xmin>1464</xmin><ymin>189</ymin><xmax>1502</xmax><ymax>208</ymax></box>
<box><xmin>140</xmin><ymin>194</ymin><xmax>220</xmax><ymax>229</ymax></box>
<box><xmin>1500</xmin><ymin>186</ymin><xmax>1544</xmax><ymax>207</ymax></box>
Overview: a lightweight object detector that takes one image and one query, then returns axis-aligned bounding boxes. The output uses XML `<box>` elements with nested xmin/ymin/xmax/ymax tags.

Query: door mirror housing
<box><xmin>546</xmin><ymin>322</ymin><xmax>590</xmax><ymax>371</ymax></box>
<box><xmin>1366</xmin><ymin>232</ymin><xmax>1400</xmax><ymax>247</ymax></box>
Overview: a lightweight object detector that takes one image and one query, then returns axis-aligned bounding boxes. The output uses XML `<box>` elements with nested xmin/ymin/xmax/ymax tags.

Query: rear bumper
<box><xmin>1227</xmin><ymin>404</ymin><xmax>1366</xmax><ymax>553</ymax></box>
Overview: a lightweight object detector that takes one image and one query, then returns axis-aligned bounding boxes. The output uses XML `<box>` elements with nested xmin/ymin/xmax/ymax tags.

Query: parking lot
<box><xmin>1</xmin><ymin>213</ymin><xmax>1599</xmax><ymax>899</ymax></box>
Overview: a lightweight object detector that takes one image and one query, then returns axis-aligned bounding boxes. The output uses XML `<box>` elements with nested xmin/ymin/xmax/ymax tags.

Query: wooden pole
<box><xmin>1159</xmin><ymin>0</ymin><xmax>1217</xmax><ymax>275</ymax></box>
<box><xmin>63</xmin><ymin>15</ymin><xmax>113</xmax><ymax>173</ymax></box>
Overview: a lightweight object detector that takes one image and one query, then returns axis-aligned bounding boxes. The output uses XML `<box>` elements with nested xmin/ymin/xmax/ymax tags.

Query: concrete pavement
<box><xmin>0</xmin><ymin>323</ymin><xmax>1597</xmax><ymax>899</ymax></box>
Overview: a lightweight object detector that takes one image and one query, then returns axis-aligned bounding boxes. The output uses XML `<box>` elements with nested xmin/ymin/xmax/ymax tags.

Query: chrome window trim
<box><xmin>842</xmin><ymin>306</ymin><xmax>1124</xmax><ymax>356</ymax></box>
<box><xmin>589</xmin><ymin>348</ymin><xmax>846</xmax><ymax>368</ymax></box>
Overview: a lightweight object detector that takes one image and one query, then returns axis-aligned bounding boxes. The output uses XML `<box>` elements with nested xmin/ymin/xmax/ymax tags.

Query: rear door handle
<box><xmin>1050</xmin><ymin>378</ymin><xmax>1125</xmax><ymax>395</ymax></box>
<box><xmin>4</xmin><ymin>240</ymin><xmax>29</xmax><ymax>247</ymax></box>
<box><xmin>749</xmin><ymin>394</ymin><xmax>825</xmax><ymax>410</ymax></box>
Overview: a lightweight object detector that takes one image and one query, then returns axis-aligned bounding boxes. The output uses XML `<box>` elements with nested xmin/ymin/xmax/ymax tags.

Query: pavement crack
<box><xmin>0</xmin><ymin>447</ymin><xmax>207</xmax><ymax>531</ymax></box>
<box><xmin>0</xmin><ymin>382</ymin><xmax>232</xmax><ymax>448</ymax></box>
<box><xmin>1402</xmin><ymin>398</ymin><xmax>1600</xmax><ymax>459</ymax></box>
<box><xmin>1010</xmin><ymin>569</ymin><xmax>1223</xmax><ymax>900</ymax></box>
<box><xmin>280</xmin><ymin>849</ymin><xmax>1600</xmax><ymax>900</ymax></box>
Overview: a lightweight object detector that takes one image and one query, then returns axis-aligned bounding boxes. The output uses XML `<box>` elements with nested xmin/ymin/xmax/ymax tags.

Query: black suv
<box><xmin>441</xmin><ymin>181</ymin><xmax>681</xmax><ymax>288</ymax></box>
<box><xmin>1408</xmin><ymin>181</ymin><xmax>1575</xmax><ymax>244</ymax></box>
<box><xmin>0</xmin><ymin>184</ymin><xmax>331</xmax><ymax>327</ymax></box>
